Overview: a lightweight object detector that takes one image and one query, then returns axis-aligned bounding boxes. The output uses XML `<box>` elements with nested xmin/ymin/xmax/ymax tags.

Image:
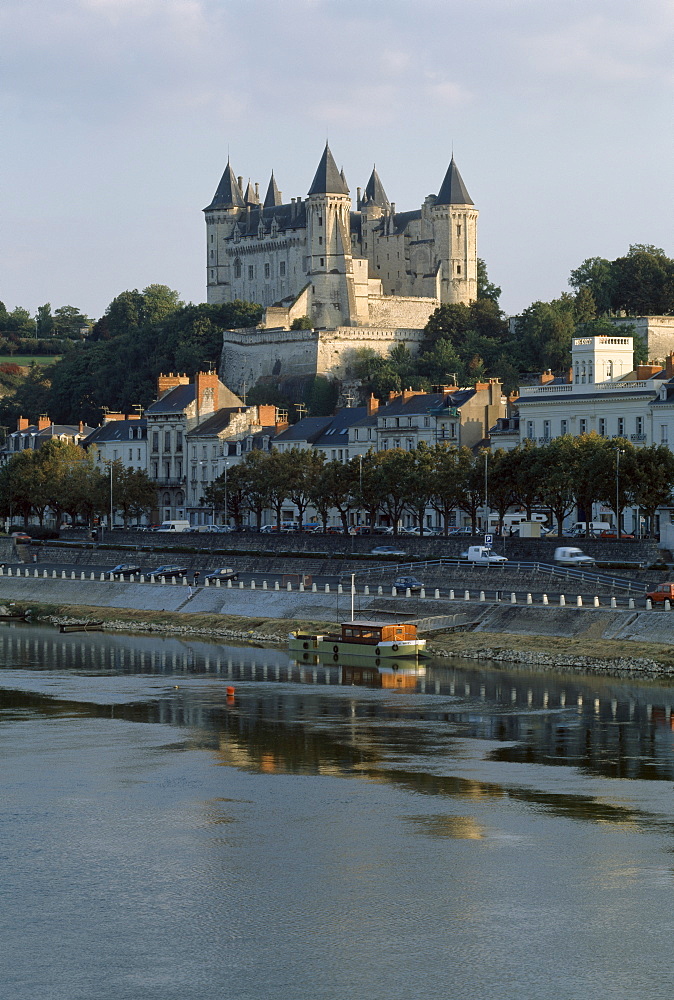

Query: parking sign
<box><xmin>484</xmin><ymin>534</ymin><xmax>493</xmax><ymax>547</ymax></box>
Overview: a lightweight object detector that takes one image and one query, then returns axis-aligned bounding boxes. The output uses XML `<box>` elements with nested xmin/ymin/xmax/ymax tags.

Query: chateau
<box><xmin>204</xmin><ymin>145</ymin><xmax>478</xmax><ymax>390</ymax></box>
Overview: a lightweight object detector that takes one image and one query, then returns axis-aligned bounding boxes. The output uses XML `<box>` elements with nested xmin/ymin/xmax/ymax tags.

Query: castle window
<box><xmin>248</xmin><ymin>265</ymin><xmax>254</xmax><ymax>280</ymax></box>
<box><xmin>320</xmin><ymin>258</ymin><xmax>324</xmax><ymax>266</ymax></box>
<box><xmin>456</xmin><ymin>264</ymin><xmax>461</xmax><ymax>275</ymax></box>
<box><xmin>318</xmin><ymin>216</ymin><xmax>323</xmax><ymax>226</ymax></box>
<box><xmin>234</xmin><ymin>259</ymin><xmax>242</xmax><ymax>279</ymax></box>
<box><xmin>210</xmin><ymin>234</ymin><xmax>214</xmax><ymax>243</ymax></box>
<box><xmin>318</xmin><ymin>236</ymin><xmax>322</xmax><ymax>245</ymax></box>
<box><xmin>456</xmin><ymin>224</ymin><xmax>462</xmax><ymax>237</ymax></box>
<box><xmin>210</xmin><ymin>250</ymin><xmax>214</xmax><ymax>259</ymax></box>
<box><xmin>280</xmin><ymin>261</ymin><xmax>286</xmax><ymax>276</ymax></box>
<box><xmin>210</xmin><ymin>270</ymin><xmax>214</xmax><ymax>279</ymax></box>
<box><xmin>265</xmin><ymin>263</ymin><xmax>270</xmax><ymax>279</ymax></box>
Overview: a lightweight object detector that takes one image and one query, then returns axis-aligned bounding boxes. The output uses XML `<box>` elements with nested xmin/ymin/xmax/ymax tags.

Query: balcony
<box><xmin>631</xmin><ymin>433</ymin><xmax>647</xmax><ymax>441</ymax></box>
<box><xmin>153</xmin><ymin>478</ymin><xmax>185</xmax><ymax>487</ymax></box>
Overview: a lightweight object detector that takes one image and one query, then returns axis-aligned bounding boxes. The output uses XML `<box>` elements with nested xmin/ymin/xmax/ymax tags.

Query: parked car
<box><xmin>461</xmin><ymin>545</ymin><xmax>508</xmax><ymax>565</ymax></box>
<box><xmin>11</xmin><ymin>532</ymin><xmax>31</xmax><ymax>543</ymax></box>
<box><xmin>371</xmin><ymin>545</ymin><xmax>407</xmax><ymax>557</ymax></box>
<box><xmin>107</xmin><ymin>563</ymin><xmax>141</xmax><ymax>578</ymax></box>
<box><xmin>646</xmin><ymin>583</ymin><xmax>674</xmax><ymax>606</ymax></box>
<box><xmin>204</xmin><ymin>567</ymin><xmax>239</xmax><ymax>581</ymax></box>
<box><xmin>152</xmin><ymin>564</ymin><xmax>188</xmax><ymax>578</ymax></box>
<box><xmin>599</xmin><ymin>530</ymin><xmax>636</xmax><ymax>540</ymax></box>
<box><xmin>394</xmin><ymin>575</ymin><xmax>424</xmax><ymax>592</ymax></box>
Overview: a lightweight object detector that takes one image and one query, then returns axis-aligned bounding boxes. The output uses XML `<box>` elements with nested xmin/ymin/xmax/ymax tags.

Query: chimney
<box><xmin>254</xmin><ymin>182</ymin><xmax>259</xmax><ymax>201</ymax></box>
<box><xmin>256</xmin><ymin>404</ymin><xmax>277</xmax><ymax>427</ymax></box>
<box><xmin>357</xmin><ymin>186</ymin><xmax>361</xmax><ymax>209</ymax></box>
<box><xmin>195</xmin><ymin>370</ymin><xmax>220</xmax><ymax>414</ymax></box>
<box><xmin>37</xmin><ymin>415</ymin><xmax>50</xmax><ymax>431</ymax></box>
<box><xmin>78</xmin><ymin>421</ymin><xmax>85</xmax><ymax>434</ymax></box>
<box><xmin>388</xmin><ymin>390</ymin><xmax>400</xmax><ymax>401</ymax></box>
<box><xmin>237</xmin><ymin>175</ymin><xmax>243</xmax><ymax>193</ymax></box>
<box><xmin>666</xmin><ymin>352</ymin><xmax>674</xmax><ymax>379</ymax></box>
<box><xmin>367</xmin><ymin>393</ymin><xmax>379</xmax><ymax>416</ymax></box>
<box><xmin>390</xmin><ymin>202</ymin><xmax>396</xmax><ymax>215</ymax></box>
<box><xmin>402</xmin><ymin>388</ymin><xmax>425</xmax><ymax>402</ymax></box>
<box><xmin>474</xmin><ymin>382</ymin><xmax>488</xmax><ymax>392</ymax></box>
<box><xmin>508</xmin><ymin>390</ymin><xmax>520</xmax><ymax>404</ymax></box>
<box><xmin>157</xmin><ymin>372</ymin><xmax>190</xmax><ymax>397</ymax></box>
<box><xmin>274</xmin><ymin>408</ymin><xmax>290</xmax><ymax>432</ymax></box>
<box><xmin>17</xmin><ymin>416</ymin><xmax>29</xmax><ymax>431</ymax></box>
<box><xmin>636</xmin><ymin>363</ymin><xmax>663</xmax><ymax>379</ymax></box>
<box><xmin>540</xmin><ymin>370</ymin><xmax>555</xmax><ymax>385</ymax></box>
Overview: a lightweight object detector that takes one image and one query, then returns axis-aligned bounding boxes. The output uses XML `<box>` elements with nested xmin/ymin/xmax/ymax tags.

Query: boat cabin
<box><xmin>339</xmin><ymin>621</ymin><xmax>417</xmax><ymax>644</ymax></box>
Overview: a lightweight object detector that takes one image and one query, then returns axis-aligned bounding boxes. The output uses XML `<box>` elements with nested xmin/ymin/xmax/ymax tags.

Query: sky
<box><xmin>1</xmin><ymin>0</ymin><xmax>673</xmax><ymax>322</ymax></box>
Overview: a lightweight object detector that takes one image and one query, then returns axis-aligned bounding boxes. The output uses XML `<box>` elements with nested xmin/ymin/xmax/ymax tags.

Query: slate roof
<box><xmin>517</xmin><ymin>390</ymin><xmax>657</xmax><ymax>404</ymax></box>
<box><xmin>274</xmin><ymin>416</ymin><xmax>332</xmax><ymax>444</ymax></box>
<box><xmin>263</xmin><ymin>172</ymin><xmax>282</xmax><ymax>208</ymax></box>
<box><xmin>185</xmin><ymin>408</ymin><xmax>244</xmax><ymax>438</ymax></box>
<box><xmin>83</xmin><ymin>419</ymin><xmax>147</xmax><ymax>445</ymax></box>
<box><xmin>312</xmin><ymin>407</ymin><xmax>367</xmax><ymax>448</ymax></box>
<box><xmin>308</xmin><ymin>144</ymin><xmax>349</xmax><ymax>196</ymax></box>
<box><xmin>436</xmin><ymin>157</ymin><xmax>473</xmax><ymax>206</ymax></box>
<box><xmin>363</xmin><ymin>167</ymin><xmax>390</xmax><ymax>208</ymax></box>
<box><xmin>205</xmin><ymin>160</ymin><xmax>245</xmax><ymax>211</ymax></box>
<box><xmin>145</xmin><ymin>384</ymin><xmax>196</xmax><ymax>414</ymax></box>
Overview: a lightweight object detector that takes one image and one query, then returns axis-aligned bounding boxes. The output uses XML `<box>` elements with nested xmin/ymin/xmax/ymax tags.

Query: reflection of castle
<box><xmin>204</xmin><ymin>145</ymin><xmax>478</xmax><ymax>389</ymax></box>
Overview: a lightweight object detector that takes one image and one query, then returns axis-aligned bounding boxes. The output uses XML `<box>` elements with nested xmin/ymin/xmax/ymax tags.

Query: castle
<box><xmin>205</xmin><ymin>145</ymin><xmax>478</xmax><ymax>390</ymax></box>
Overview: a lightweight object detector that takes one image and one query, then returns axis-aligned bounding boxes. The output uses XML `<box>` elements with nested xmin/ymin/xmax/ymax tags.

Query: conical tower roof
<box><xmin>244</xmin><ymin>179</ymin><xmax>259</xmax><ymax>206</ymax></box>
<box><xmin>263</xmin><ymin>171</ymin><xmax>282</xmax><ymax>208</ymax></box>
<box><xmin>308</xmin><ymin>144</ymin><xmax>349</xmax><ymax>196</ymax></box>
<box><xmin>206</xmin><ymin>159</ymin><xmax>245</xmax><ymax>210</ymax></box>
<box><xmin>436</xmin><ymin>157</ymin><xmax>473</xmax><ymax>206</ymax></box>
<box><xmin>363</xmin><ymin>166</ymin><xmax>390</xmax><ymax>208</ymax></box>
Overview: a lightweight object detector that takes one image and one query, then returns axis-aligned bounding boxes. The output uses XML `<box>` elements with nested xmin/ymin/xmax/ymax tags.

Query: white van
<box><xmin>554</xmin><ymin>546</ymin><xmax>596</xmax><ymax>567</ymax></box>
<box><xmin>156</xmin><ymin>520</ymin><xmax>192</xmax><ymax>533</ymax></box>
<box><xmin>571</xmin><ymin>521</ymin><xmax>611</xmax><ymax>537</ymax></box>
<box><xmin>489</xmin><ymin>512</ymin><xmax>547</xmax><ymax>530</ymax></box>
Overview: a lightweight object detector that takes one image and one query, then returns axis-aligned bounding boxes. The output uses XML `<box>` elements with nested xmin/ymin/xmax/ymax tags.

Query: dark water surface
<box><xmin>1</xmin><ymin>625</ymin><xmax>674</xmax><ymax>1000</ymax></box>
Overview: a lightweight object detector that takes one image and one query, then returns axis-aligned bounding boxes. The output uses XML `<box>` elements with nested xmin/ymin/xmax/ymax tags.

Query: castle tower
<box><xmin>432</xmin><ymin>157</ymin><xmax>478</xmax><ymax>305</ymax></box>
<box><xmin>204</xmin><ymin>159</ymin><xmax>246</xmax><ymax>304</ymax></box>
<box><xmin>306</xmin><ymin>145</ymin><xmax>366</xmax><ymax>327</ymax></box>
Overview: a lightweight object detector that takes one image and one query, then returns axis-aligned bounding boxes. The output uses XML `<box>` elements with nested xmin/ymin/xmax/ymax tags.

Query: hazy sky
<box><xmin>2</xmin><ymin>0</ymin><xmax>673</xmax><ymax>322</ymax></box>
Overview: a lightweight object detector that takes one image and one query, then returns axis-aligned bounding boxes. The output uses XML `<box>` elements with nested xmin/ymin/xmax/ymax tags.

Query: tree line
<box><xmin>203</xmin><ymin>435</ymin><xmax>674</xmax><ymax>537</ymax></box>
<box><xmin>0</xmin><ymin>441</ymin><xmax>156</xmax><ymax>530</ymax></box>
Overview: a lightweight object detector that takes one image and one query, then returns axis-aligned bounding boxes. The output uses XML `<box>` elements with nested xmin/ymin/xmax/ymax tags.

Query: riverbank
<box><xmin>10</xmin><ymin>600</ymin><xmax>674</xmax><ymax>677</ymax></box>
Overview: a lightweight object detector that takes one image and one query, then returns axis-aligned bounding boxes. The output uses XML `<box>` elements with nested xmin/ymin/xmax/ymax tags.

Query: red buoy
<box><xmin>226</xmin><ymin>686</ymin><xmax>235</xmax><ymax>696</ymax></box>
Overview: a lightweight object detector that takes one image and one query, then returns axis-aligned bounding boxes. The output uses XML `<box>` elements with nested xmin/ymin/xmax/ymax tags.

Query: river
<box><xmin>1</xmin><ymin>623</ymin><xmax>673</xmax><ymax>1000</ymax></box>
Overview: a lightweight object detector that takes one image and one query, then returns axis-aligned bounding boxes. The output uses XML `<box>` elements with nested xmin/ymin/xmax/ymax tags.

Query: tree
<box><xmin>632</xmin><ymin>445</ymin><xmax>674</xmax><ymax>535</ymax></box>
<box><xmin>203</xmin><ymin>464</ymin><xmax>250</xmax><ymax>528</ymax></box>
<box><xmin>514</xmin><ymin>297</ymin><xmax>575</xmax><ymax>371</ymax></box>
<box><xmin>312</xmin><ymin>459</ymin><xmax>356</xmax><ymax>533</ymax></box>
<box><xmin>375</xmin><ymin>449</ymin><xmax>417</xmax><ymax>535</ymax></box>
<box><xmin>35</xmin><ymin>304</ymin><xmax>55</xmax><ymax>337</ymax></box>
<box><xmin>477</xmin><ymin>258</ymin><xmax>501</xmax><ymax>304</ymax></box>
<box><xmin>428</xmin><ymin>444</ymin><xmax>469</xmax><ymax>534</ymax></box>
<box><xmin>284</xmin><ymin>448</ymin><xmax>325</xmax><ymax>531</ymax></box>
<box><xmin>535</xmin><ymin>437</ymin><xmax>581</xmax><ymax>536</ymax></box>
<box><xmin>611</xmin><ymin>245</ymin><xmax>674</xmax><ymax>316</ymax></box>
<box><xmin>569</xmin><ymin>257</ymin><xmax>614</xmax><ymax>315</ymax></box>
<box><xmin>404</xmin><ymin>445</ymin><xmax>436</xmax><ymax>534</ymax></box>
<box><xmin>290</xmin><ymin>316</ymin><xmax>312</xmax><ymax>330</ymax></box>
<box><xmin>237</xmin><ymin>450</ymin><xmax>273</xmax><ymax>530</ymax></box>
<box><xmin>53</xmin><ymin>305</ymin><xmax>91</xmax><ymax>338</ymax></box>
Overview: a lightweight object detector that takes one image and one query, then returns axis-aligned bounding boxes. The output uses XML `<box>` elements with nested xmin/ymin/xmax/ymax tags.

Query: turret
<box><xmin>431</xmin><ymin>157</ymin><xmax>478</xmax><ymax>305</ymax></box>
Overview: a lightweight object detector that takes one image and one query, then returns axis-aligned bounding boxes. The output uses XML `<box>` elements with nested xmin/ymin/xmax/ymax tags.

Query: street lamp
<box><xmin>483</xmin><ymin>451</ymin><xmax>489</xmax><ymax>537</ymax></box>
<box><xmin>109</xmin><ymin>461</ymin><xmax>114</xmax><ymax>532</ymax></box>
<box><xmin>615</xmin><ymin>448</ymin><xmax>624</xmax><ymax>540</ymax></box>
<box><xmin>223</xmin><ymin>461</ymin><xmax>228</xmax><ymax>527</ymax></box>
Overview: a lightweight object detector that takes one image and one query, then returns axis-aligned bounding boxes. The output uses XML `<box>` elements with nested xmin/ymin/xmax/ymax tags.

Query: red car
<box><xmin>646</xmin><ymin>583</ymin><xmax>674</xmax><ymax>606</ymax></box>
<box><xmin>599</xmin><ymin>530</ymin><xmax>635</xmax><ymax>540</ymax></box>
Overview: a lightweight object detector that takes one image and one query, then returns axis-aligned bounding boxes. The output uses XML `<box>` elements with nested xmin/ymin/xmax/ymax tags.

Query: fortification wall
<box><xmin>220</xmin><ymin>325</ymin><xmax>427</xmax><ymax>390</ymax></box>
<box><xmin>368</xmin><ymin>294</ymin><xmax>438</xmax><ymax>328</ymax></box>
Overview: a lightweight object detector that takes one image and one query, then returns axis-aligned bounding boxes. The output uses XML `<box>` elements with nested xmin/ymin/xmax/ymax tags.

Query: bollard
<box><xmin>61</xmin><ymin>571</ymin><xmax>66</xmax><ymax>579</ymax></box>
<box><xmin>0</xmin><ymin>567</ymin><xmax>3</xmax><ymax>576</ymax></box>
<box><xmin>287</xmin><ymin>582</ymin><xmax>292</xmax><ymax>591</ymax></box>
<box><xmin>90</xmin><ymin>572</ymin><xmax>95</xmax><ymax>581</ymax></box>
<box><xmin>576</xmin><ymin>595</ymin><xmax>583</xmax><ymax>607</ymax></box>
<box><xmin>560</xmin><ymin>594</ymin><xmax>565</xmax><ymax>606</ymax></box>
<box><xmin>171</xmin><ymin>577</ymin><xmax>176</xmax><ymax>585</ymax></box>
<box><xmin>464</xmin><ymin>590</ymin><xmax>470</xmax><ymax>601</ymax></box>
<box><xmin>150</xmin><ymin>575</ymin><xmax>155</xmax><ymax>584</ymax></box>
<box><xmin>263</xmin><ymin>580</ymin><xmax>269</xmax><ymax>590</ymax></box>
<box><xmin>480</xmin><ymin>591</ymin><xmax>485</xmax><ymax>602</ymax></box>
<box><xmin>228</xmin><ymin>578</ymin><xmax>233</xmax><ymax>588</ymax></box>
<box><xmin>610</xmin><ymin>597</ymin><xmax>616</xmax><ymax>608</ymax></box>
<box><xmin>240</xmin><ymin>581</ymin><xmax>245</xmax><ymax>589</ymax></box>
<box><xmin>6</xmin><ymin>568</ymin><xmax>11</xmax><ymax>577</ymax></box>
<box><xmin>311</xmin><ymin>583</ymin><xmax>316</xmax><ymax>593</ymax></box>
<box><xmin>182</xmin><ymin>577</ymin><xmax>187</xmax><ymax>586</ymax></box>
<box><xmin>420</xmin><ymin>588</ymin><xmax>425</xmax><ymax>599</ymax></box>
<box><xmin>140</xmin><ymin>574</ymin><xmax>145</xmax><ymax>583</ymax></box>
<box><xmin>205</xmin><ymin>577</ymin><xmax>209</xmax><ymax>587</ymax></box>
<box><xmin>392</xmin><ymin>587</ymin><xmax>397</xmax><ymax>597</ymax></box>
<box><xmin>32</xmin><ymin>568</ymin><xmax>37</xmax><ymax>578</ymax></box>
<box><xmin>324</xmin><ymin>583</ymin><xmax>329</xmax><ymax>594</ymax></box>
<box><xmin>24</xmin><ymin>568</ymin><xmax>29</xmax><ymax>577</ymax></box>
<box><xmin>406</xmin><ymin>588</ymin><xmax>411</xmax><ymax>598</ymax></box>
<box><xmin>593</xmin><ymin>596</ymin><xmax>599</xmax><ymax>607</ymax></box>
<box><xmin>275</xmin><ymin>581</ymin><xmax>280</xmax><ymax>591</ymax></box>
<box><xmin>80</xmin><ymin>572</ymin><xmax>85</xmax><ymax>580</ymax></box>
<box><xmin>542</xmin><ymin>594</ymin><xmax>548</xmax><ymax>605</ymax></box>
<box><xmin>378</xmin><ymin>586</ymin><xmax>383</xmax><ymax>596</ymax></box>
<box><xmin>527</xmin><ymin>593</ymin><xmax>533</xmax><ymax>605</ymax></box>
<box><xmin>646</xmin><ymin>598</ymin><xmax>652</xmax><ymax>610</ymax></box>
<box><xmin>43</xmin><ymin>570</ymin><xmax>47</xmax><ymax>578</ymax></box>
<box><xmin>70</xmin><ymin>571</ymin><xmax>75</xmax><ymax>580</ymax></box>
<box><xmin>52</xmin><ymin>570</ymin><xmax>57</xmax><ymax>578</ymax></box>
<box><xmin>364</xmin><ymin>585</ymin><xmax>369</xmax><ymax>595</ymax></box>
<box><xmin>511</xmin><ymin>593</ymin><xmax>517</xmax><ymax>604</ymax></box>
<box><xmin>449</xmin><ymin>589</ymin><xmax>454</xmax><ymax>600</ymax></box>
<box><xmin>338</xmin><ymin>584</ymin><xmax>343</xmax><ymax>594</ymax></box>
<box><xmin>216</xmin><ymin>579</ymin><xmax>221</xmax><ymax>587</ymax></box>
<box><xmin>434</xmin><ymin>588</ymin><xmax>440</xmax><ymax>599</ymax></box>
<box><xmin>666</xmin><ymin>600</ymin><xmax>671</xmax><ymax>612</ymax></box>
<box><xmin>161</xmin><ymin>576</ymin><xmax>166</xmax><ymax>584</ymax></box>
<box><xmin>299</xmin><ymin>583</ymin><xmax>304</xmax><ymax>592</ymax></box>
<box><xmin>629</xmin><ymin>598</ymin><xmax>634</xmax><ymax>609</ymax></box>
<box><xmin>251</xmin><ymin>580</ymin><xmax>256</xmax><ymax>590</ymax></box>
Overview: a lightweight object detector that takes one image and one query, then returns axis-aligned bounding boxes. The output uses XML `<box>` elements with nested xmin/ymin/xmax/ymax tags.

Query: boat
<box><xmin>0</xmin><ymin>612</ymin><xmax>30</xmax><ymax>622</ymax></box>
<box><xmin>288</xmin><ymin>619</ymin><xmax>426</xmax><ymax>661</ymax></box>
<box><xmin>58</xmin><ymin>621</ymin><xmax>104</xmax><ymax>633</ymax></box>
